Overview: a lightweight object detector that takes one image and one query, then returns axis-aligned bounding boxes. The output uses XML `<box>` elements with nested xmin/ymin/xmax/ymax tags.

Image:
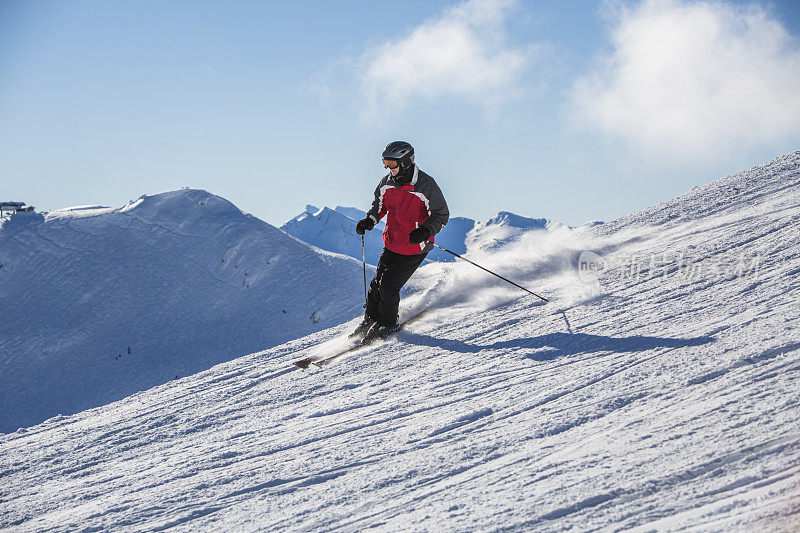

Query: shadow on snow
<box><xmin>402</xmin><ymin>331</ymin><xmax>715</xmax><ymax>361</ymax></box>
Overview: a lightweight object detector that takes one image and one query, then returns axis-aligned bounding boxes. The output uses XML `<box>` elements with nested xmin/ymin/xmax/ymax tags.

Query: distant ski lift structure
<box><xmin>0</xmin><ymin>202</ymin><xmax>35</xmax><ymax>219</ymax></box>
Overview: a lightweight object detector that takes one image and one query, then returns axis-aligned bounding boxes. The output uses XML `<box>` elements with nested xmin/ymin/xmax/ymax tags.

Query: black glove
<box><xmin>409</xmin><ymin>226</ymin><xmax>430</xmax><ymax>244</ymax></box>
<box><xmin>356</xmin><ymin>217</ymin><xmax>375</xmax><ymax>235</ymax></box>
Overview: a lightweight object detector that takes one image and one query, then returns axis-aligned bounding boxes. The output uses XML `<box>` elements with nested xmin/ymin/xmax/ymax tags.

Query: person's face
<box><xmin>383</xmin><ymin>159</ymin><xmax>400</xmax><ymax>177</ymax></box>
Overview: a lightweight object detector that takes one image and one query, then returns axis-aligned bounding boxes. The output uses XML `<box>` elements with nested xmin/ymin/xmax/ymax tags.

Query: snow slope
<box><xmin>0</xmin><ymin>189</ymin><xmax>367</xmax><ymax>433</ymax></box>
<box><xmin>2</xmin><ymin>153</ymin><xmax>799</xmax><ymax>531</ymax></box>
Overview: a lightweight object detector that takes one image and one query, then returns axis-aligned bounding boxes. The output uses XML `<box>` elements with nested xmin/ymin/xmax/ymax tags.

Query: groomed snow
<box><xmin>2</xmin><ymin>153</ymin><xmax>799</xmax><ymax>531</ymax></box>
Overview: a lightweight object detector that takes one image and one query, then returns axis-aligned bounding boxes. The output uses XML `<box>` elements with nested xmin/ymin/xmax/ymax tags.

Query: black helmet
<box><xmin>382</xmin><ymin>141</ymin><xmax>415</xmax><ymax>170</ymax></box>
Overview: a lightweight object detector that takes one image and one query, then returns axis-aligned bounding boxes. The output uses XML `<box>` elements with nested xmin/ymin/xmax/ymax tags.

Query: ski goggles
<box><xmin>382</xmin><ymin>159</ymin><xmax>400</xmax><ymax>169</ymax></box>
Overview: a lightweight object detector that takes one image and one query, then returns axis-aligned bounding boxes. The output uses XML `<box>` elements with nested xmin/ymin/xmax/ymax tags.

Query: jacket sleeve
<box><xmin>421</xmin><ymin>178</ymin><xmax>449</xmax><ymax>237</ymax></box>
<box><xmin>367</xmin><ymin>176</ymin><xmax>389</xmax><ymax>224</ymax></box>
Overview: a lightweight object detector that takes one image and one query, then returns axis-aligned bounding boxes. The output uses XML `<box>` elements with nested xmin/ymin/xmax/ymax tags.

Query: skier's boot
<box><xmin>349</xmin><ymin>315</ymin><xmax>376</xmax><ymax>339</ymax></box>
<box><xmin>361</xmin><ymin>321</ymin><xmax>401</xmax><ymax>345</ymax></box>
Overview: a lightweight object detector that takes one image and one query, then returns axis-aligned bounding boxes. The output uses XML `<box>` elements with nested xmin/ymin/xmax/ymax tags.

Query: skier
<box><xmin>353</xmin><ymin>141</ymin><xmax>450</xmax><ymax>341</ymax></box>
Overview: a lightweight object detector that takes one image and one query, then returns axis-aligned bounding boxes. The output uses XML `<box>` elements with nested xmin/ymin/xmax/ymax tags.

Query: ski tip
<box><xmin>294</xmin><ymin>358</ymin><xmax>314</xmax><ymax>369</ymax></box>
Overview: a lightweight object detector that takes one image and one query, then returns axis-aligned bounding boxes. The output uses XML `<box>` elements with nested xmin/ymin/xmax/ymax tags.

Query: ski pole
<box><xmin>361</xmin><ymin>235</ymin><xmax>368</xmax><ymax>307</ymax></box>
<box><xmin>429</xmin><ymin>242</ymin><xmax>549</xmax><ymax>302</ymax></box>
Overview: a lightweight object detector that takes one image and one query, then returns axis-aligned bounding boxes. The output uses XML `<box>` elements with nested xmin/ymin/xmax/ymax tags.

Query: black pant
<box><xmin>365</xmin><ymin>248</ymin><xmax>427</xmax><ymax>326</ymax></box>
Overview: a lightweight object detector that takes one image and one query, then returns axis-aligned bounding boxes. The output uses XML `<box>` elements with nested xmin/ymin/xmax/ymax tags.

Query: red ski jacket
<box><xmin>367</xmin><ymin>165</ymin><xmax>450</xmax><ymax>255</ymax></box>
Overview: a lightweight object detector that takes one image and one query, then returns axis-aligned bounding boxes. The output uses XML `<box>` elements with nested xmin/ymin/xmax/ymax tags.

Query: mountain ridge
<box><xmin>0</xmin><ymin>188</ymin><xmax>367</xmax><ymax>432</ymax></box>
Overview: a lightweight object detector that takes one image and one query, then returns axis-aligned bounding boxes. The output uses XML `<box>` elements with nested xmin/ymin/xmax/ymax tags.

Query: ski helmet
<box><xmin>382</xmin><ymin>141</ymin><xmax>415</xmax><ymax>170</ymax></box>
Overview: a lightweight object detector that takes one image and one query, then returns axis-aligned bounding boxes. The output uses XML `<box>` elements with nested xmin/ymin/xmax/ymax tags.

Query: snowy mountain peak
<box><xmin>280</xmin><ymin>205</ymin><xmax>385</xmax><ymax>261</ymax></box>
<box><xmin>119</xmin><ymin>189</ymin><xmax>245</xmax><ymax>221</ymax></box>
<box><xmin>43</xmin><ymin>189</ymin><xmax>245</xmax><ymax>225</ymax></box>
<box><xmin>315</xmin><ymin>206</ymin><xmax>340</xmax><ymax>219</ymax></box>
<box><xmin>0</xmin><ymin>189</ymin><xmax>367</xmax><ymax>433</ymax></box>
<box><xmin>482</xmin><ymin>211</ymin><xmax>549</xmax><ymax>229</ymax></box>
<box><xmin>333</xmin><ymin>206</ymin><xmax>367</xmax><ymax>221</ymax></box>
<box><xmin>285</xmin><ymin>204</ymin><xmax>322</xmax><ymax>224</ymax></box>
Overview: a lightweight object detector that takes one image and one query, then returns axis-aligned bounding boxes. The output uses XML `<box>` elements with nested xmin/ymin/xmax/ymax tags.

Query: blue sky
<box><xmin>2</xmin><ymin>0</ymin><xmax>799</xmax><ymax>227</ymax></box>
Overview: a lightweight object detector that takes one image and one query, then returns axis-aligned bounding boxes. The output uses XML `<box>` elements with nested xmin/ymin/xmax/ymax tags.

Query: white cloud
<box><xmin>572</xmin><ymin>0</ymin><xmax>800</xmax><ymax>160</ymax></box>
<box><xmin>360</xmin><ymin>0</ymin><xmax>534</xmax><ymax>117</ymax></box>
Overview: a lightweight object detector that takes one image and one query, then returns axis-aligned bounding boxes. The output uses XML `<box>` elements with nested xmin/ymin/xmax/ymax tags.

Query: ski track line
<box><xmin>623</xmin><ymin>463</ymin><xmax>800</xmax><ymax>532</ymax></box>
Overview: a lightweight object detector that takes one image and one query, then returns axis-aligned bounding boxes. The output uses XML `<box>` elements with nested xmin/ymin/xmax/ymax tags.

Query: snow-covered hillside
<box><xmin>2</xmin><ymin>153</ymin><xmax>800</xmax><ymax>531</ymax></box>
<box><xmin>0</xmin><ymin>189</ymin><xmax>367</xmax><ymax>433</ymax></box>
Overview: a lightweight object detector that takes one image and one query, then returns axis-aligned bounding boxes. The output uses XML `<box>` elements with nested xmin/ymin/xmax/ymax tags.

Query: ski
<box><xmin>293</xmin><ymin>341</ymin><xmax>362</xmax><ymax>369</ymax></box>
<box><xmin>293</xmin><ymin>310</ymin><xmax>429</xmax><ymax>369</ymax></box>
